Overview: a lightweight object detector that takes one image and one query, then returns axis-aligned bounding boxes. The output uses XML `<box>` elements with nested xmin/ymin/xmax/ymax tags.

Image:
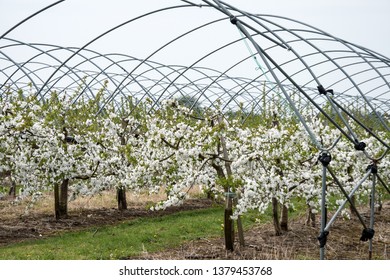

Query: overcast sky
<box><xmin>1</xmin><ymin>0</ymin><xmax>389</xmax><ymax>94</ymax></box>
<box><xmin>0</xmin><ymin>0</ymin><xmax>389</xmax><ymax>57</ymax></box>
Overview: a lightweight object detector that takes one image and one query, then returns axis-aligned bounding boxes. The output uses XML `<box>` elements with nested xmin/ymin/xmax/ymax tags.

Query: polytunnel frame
<box><xmin>2</xmin><ymin>2</ymin><xmax>390</xmax><ymax>121</ymax></box>
<box><xmin>207</xmin><ymin>0</ymin><xmax>390</xmax><ymax>260</ymax></box>
<box><xmin>201</xmin><ymin>0</ymin><xmax>390</xmax><ymax>148</ymax></box>
<box><xmin>112</xmin><ymin>4</ymin><xmax>390</xmax><ymax>148</ymax></box>
<box><xmin>0</xmin><ymin>39</ymin><xmax>119</xmax><ymax>99</ymax></box>
<box><xmin>1</xmin><ymin>0</ymin><xmax>390</xmax><ymax>260</ymax></box>
<box><xmin>95</xmin><ymin>13</ymin><xmax>257</xmax><ymax>115</ymax></box>
<box><xmin>22</xmin><ymin>4</ymin><xmax>257</xmax><ymax>115</ymax></box>
<box><xmin>0</xmin><ymin>40</ymin><xmax>280</xmax><ymax>117</ymax></box>
<box><xmin>76</xmin><ymin>53</ymin><xmax>256</xmax><ymax>115</ymax></box>
<box><xmin>8</xmin><ymin>36</ymin><xmax>386</xmax><ymax>125</ymax></box>
<box><xmin>0</xmin><ymin>40</ymin><xmax>192</xmax><ymax>109</ymax></box>
<box><xmin>22</xmin><ymin>4</ymin><xmax>319</xmax><ymax>115</ymax></box>
<box><xmin>34</xmin><ymin>4</ymin><xmax>201</xmax><ymax>101</ymax></box>
<box><xmin>2</xmin><ymin>0</ymin><xmax>390</xmax><ymax>123</ymax></box>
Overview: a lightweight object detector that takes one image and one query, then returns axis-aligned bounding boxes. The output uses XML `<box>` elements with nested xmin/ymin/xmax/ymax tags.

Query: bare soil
<box><xmin>0</xmin><ymin>198</ymin><xmax>213</xmax><ymax>247</ymax></box>
<box><xmin>142</xmin><ymin>202</ymin><xmax>390</xmax><ymax>260</ymax></box>
<box><xmin>0</xmin><ymin>196</ymin><xmax>389</xmax><ymax>260</ymax></box>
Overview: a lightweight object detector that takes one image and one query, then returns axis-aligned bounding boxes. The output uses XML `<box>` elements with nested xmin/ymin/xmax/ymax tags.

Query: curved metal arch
<box><xmin>25</xmin><ymin>45</ymin><xmax>126</xmax><ymax>99</ymax></box>
<box><xmin>35</xmin><ymin>5</ymin><xmax>231</xmax><ymax>113</ymax></box>
<box><xmin>37</xmin><ymin>4</ymin><xmax>201</xmax><ymax>99</ymax></box>
<box><xmin>179</xmin><ymin>27</ymin><xmax>386</xmax><ymax>119</ymax></box>
<box><xmin>42</xmin><ymin>48</ymin><xmax>159</xmax><ymax>103</ymax></box>
<box><xmin>125</xmin><ymin>40</ymin><xmax>281</xmax><ymax>114</ymax></box>
<box><xmin>181</xmin><ymin>30</ymin><xmax>300</xmax><ymax>115</ymax></box>
<box><xmin>302</xmin><ymin>52</ymin><xmax>389</xmax><ymax>89</ymax></box>
<box><xmin>211</xmin><ymin>4</ymin><xmax>369</xmax><ymax>148</ymax></box>
<box><xmin>106</xmin><ymin>62</ymin><xmax>198</xmax><ymax>113</ymax></box>
<box><xmin>246</xmin><ymin>12</ymin><xmax>390</xmax><ymax>63</ymax></box>
<box><xmin>106</xmin><ymin>11</ymin><xmax>297</xmax><ymax>114</ymax></box>
<box><xmin>70</xmin><ymin>54</ymin><xmax>158</xmax><ymax>107</ymax></box>
<box><xmin>224</xmin><ymin>11</ymin><xmax>390</xmax><ymax>127</ymax></box>
<box><xmin>135</xmin><ymin>66</ymin><xmax>220</xmax><ymax>112</ymax></box>
<box><xmin>12</xmin><ymin>63</ymin><xmax>113</xmax><ymax>102</ymax></box>
<box><xmin>168</xmin><ymin>36</ymin><xmax>273</xmax><ymax>113</ymax></box>
<box><xmin>0</xmin><ymin>0</ymin><xmax>65</xmax><ymax>40</ymax></box>
<box><xmin>0</xmin><ymin>49</ymin><xmax>41</xmax><ymax>94</ymax></box>
<box><xmin>231</xmin><ymin>12</ymin><xmax>390</xmax><ymax>145</ymax></box>
<box><xmin>120</xmin><ymin>21</ymin><xmax>280</xmax><ymax>115</ymax></box>
<box><xmin>0</xmin><ymin>42</ymin><xmax>110</xmax><ymax>100</ymax></box>
<box><xmin>1</xmin><ymin>1</ymin><xmax>389</xmax><ymax>130</ymax></box>
<box><xmin>250</xmin><ymin>14</ymin><xmax>390</xmax><ymax>132</ymax></box>
<box><xmin>3</xmin><ymin>61</ymin><xmax>65</xmax><ymax>93</ymax></box>
<box><xmin>0</xmin><ymin>38</ymin><xmax>96</xmax><ymax>98</ymax></box>
<box><xmin>145</xmin><ymin>64</ymin><xmax>260</xmax><ymax>112</ymax></box>
<box><xmin>88</xmin><ymin>54</ymin><xmax>208</xmax><ymax>113</ymax></box>
<box><xmin>1</xmin><ymin>43</ymin><xmax>162</xmax><ymax>109</ymax></box>
<box><xmin>108</xmin><ymin>12</ymin><xmax>237</xmax><ymax>113</ymax></box>
<box><xmin>104</xmin><ymin>9</ymin><xmax>308</xmax><ymax>115</ymax></box>
<box><xmin>256</xmin><ymin>21</ymin><xmax>388</xmax><ymax>108</ymax></box>
<box><xmin>0</xmin><ymin>57</ymin><xmax>25</xmax><ymax>92</ymax></box>
<box><xmin>293</xmin><ymin>36</ymin><xmax>390</xmax><ymax>97</ymax></box>
<box><xmin>158</xmin><ymin>69</ymin><xmax>251</xmax><ymax>111</ymax></box>
<box><xmin>73</xmin><ymin>53</ymin><xmax>136</xmax><ymax>103</ymax></box>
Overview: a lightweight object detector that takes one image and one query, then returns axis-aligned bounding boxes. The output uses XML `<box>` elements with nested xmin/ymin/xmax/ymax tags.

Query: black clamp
<box><xmin>360</xmin><ymin>228</ymin><xmax>375</xmax><ymax>242</ymax></box>
<box><xmin>230</xmin><ymin>15</ymin><xmax>238</xmax><ymax>25</ymax></box>
<box><xmin>366</xmin><ymin>164</ymin><xmax>378</xmax><ymax>174</ymax></box>
<box><xmin>318</xmin><ymin>231</ymin><xmax>329</xmax><ymax>248</ymax></box>
<box><xmin>354</xmin><ymin>141</ymin><xmax>366</xmax><ymax>151</ymax></box>
<box><xmin>317</xmin><ymin>85</ymin><xmax>334</xmax><ymax>95</ymax></box>
<box><xmin>318</xmin><ymin>152</ymin><xmax>332</xmax><ymax>167</ymax></box>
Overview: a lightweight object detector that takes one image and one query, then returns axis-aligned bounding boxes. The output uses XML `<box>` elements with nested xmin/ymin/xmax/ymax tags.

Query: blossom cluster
<box><xmin>1</xmin><ymin>90</ymin><xmax>387</xmax><ymax>217</ymax></box>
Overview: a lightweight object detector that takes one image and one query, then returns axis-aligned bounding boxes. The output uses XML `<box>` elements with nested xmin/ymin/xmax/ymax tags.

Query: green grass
<box><xmin>0</xmin><ymin>206</ymin><xmax>266</xmax><ymax>260</ymax></box>
<box><xmin>0</xmin><ymin>196</ymin><xmax>314</xmax><ymax>260</ymax></box>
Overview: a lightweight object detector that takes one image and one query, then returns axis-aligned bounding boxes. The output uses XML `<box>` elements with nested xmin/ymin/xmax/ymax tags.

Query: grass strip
<box><xmin>0</xmin><ymin>196</ymin><xmax>315</xmax><ymax>260</ymax></box>
<box><xmin>0</xmin><ymin>206</ymin><xmax>257</xmax><ymax>260</ymax></box>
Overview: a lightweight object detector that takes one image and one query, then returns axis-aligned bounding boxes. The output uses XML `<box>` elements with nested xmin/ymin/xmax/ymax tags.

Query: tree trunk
<box><xmin>272</xmin><ymin>197</ymin><xmax>282</xmax><ymax>235</ymax></box>
<box><xmin>224</xmin><ymin>197</ymin><xmax>234</xmax><ymax>251</ymax></box>
<box><xmin>54</xmin><ymin>182</ymin><xmax>60</xmax><ymax>219</ymax></box>
<box><xmin>218</xmin><ymin>115</ymin><xmax>241</xmax><ymax>251</ymax></box>
<box><xmin>280</xmin><ymin>204</ymin><xmax>288</xmax><ymax>231</ymax></box>
<box><xmin>348</xmin><ymin>166</ymin><xmax>358</xmax><ymax>216</ymax></box>
<box><xmin>349</xmin><ymin>195</ymin><xmax>357</xmax><ymax>217</ymax></box>
<box><xmin>54</xmin><ymin>179</ymin><xmax>69</xmax><ymax>219</ymax></box>
<box><xmin>117</xmin><ymin>187</ymin><xmax>127</xmax><ymax>210</ymax></box>
<box><xmin>237</xmin><ymin>215</ymin><xmax>245</xmax><ymax>247</ymax></box>
<box><xmin>213</xmin><ymin>162</ymin><xmax>235</xmax><ymax>251</ymax></box>
<box><xmin>306</xmin><ymin>205</ymin><xmax>316</xmax><ymax>227</ymax></box>
<box><xmin>8</xmin><ymin>180</ymin><xmax>16</xmax><ymax>198</ymax></box>
<box><xmin>117</xmin><ymin>119</ymin><xmax>128</xmax><ymax>211</ymax></box>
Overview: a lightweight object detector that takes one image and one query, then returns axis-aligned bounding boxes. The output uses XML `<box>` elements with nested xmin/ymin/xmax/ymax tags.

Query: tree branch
<box><xmin>161</xmin><ymin>136</ymin><xmax>183</xmax><ymax>150</ymax></box>
<box><xmin>288</xmin><ymin>178</ymin><xmax>310</xmax><ymax>192</ymax></box>
<box><xmin>159</xmin><ymin>152</ymin><xmax>175</xmax><ymax>162</ymax></box>
<box><xmin>72</xmin><ymin>161</ymin><xmax>100</xmax><ymax>180</ymax></box>
<box><xmin>205</xmin><ymin>153</ymin><xmax>233</xmax><ymax>163</ymax></box>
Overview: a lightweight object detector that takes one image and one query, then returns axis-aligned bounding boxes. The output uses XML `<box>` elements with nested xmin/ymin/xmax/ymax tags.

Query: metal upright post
<box><xmin>320</xmin><ymin>163</ymin><xmax>327</xmax><ymax>260</ymax></box>
<box><xmin>318</xmin><ymin>152</ymin><xmax>331</xmax><ymax>260</ymax></box>
<box><xmin>369</xmin><ymin>166</ymin><xmax>377</xmax><ymax>260</ymax></box>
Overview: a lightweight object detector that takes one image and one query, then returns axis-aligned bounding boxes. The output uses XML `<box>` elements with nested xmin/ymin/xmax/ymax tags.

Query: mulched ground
<box><xmin>0</xmin><ymin>198</ymin><xmax>389</xmax><ymax>260</ymax></box>
<box><xmin>131</xmin><ymin>201</ymin><xmax>390</xmax><ymax>260</ymax></box>
<box><xmin>0</xmin><ymin>198</ymin><xmax>213</xmax><ymax>247</ymax></box>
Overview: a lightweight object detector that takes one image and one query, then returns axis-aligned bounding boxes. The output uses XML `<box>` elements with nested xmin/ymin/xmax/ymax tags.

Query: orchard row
<box><xmin>0</xmin><ymin>90</ymin><xmax>388</xmax><ymax>228</ymax></box>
